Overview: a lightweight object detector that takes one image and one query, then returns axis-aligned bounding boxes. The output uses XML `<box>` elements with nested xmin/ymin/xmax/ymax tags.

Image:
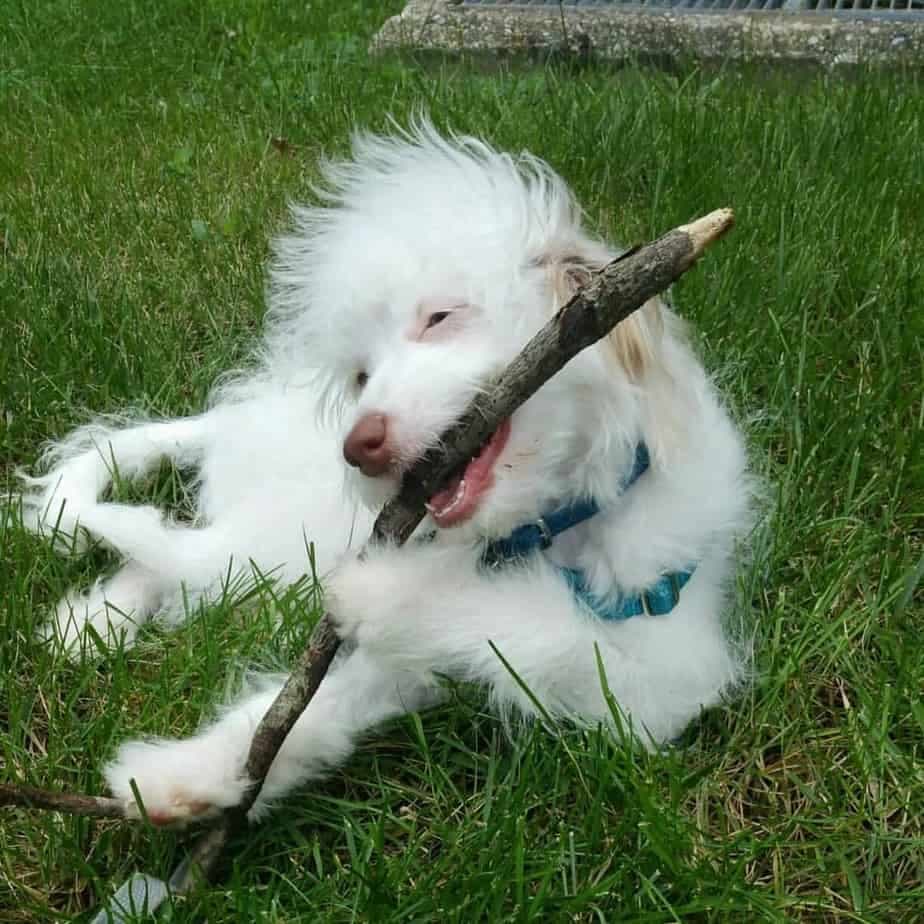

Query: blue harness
<box><xmin>482</xmin><ymin>444</ymin><xmax>694</xmax><ymax>620</ymax></box>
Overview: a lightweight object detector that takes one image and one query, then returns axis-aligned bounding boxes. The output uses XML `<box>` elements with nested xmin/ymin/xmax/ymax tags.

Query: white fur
<box><xmin>16</xmin><ymin>123</ymin><xmax>754</xmax><ymax>823</ymax></box>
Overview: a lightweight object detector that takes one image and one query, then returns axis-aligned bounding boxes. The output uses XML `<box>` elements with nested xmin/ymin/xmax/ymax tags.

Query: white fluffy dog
<box><xmin>19</xmin><ymin>124</ymin><xmax>753</xmax><ymax>824</ymax></box>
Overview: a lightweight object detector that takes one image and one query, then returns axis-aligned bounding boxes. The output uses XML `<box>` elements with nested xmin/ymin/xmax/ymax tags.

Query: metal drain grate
<box><xmin>463</xmin><ymin>0</ymin><xmax>924</xmax><ymax>20</ymax></box>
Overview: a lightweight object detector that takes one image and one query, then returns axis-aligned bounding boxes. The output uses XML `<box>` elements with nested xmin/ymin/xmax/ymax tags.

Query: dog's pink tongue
<box><xmin>425</xmin><ymin>419</ymin><xmax>511</xmax><ymax>528</ymax></box>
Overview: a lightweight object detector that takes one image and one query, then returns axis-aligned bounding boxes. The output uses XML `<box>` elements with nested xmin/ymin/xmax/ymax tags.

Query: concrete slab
<box><xmin>372</xmin><ymin>0</ymin><xmax>924</xmax><ymax>67</ymax></box>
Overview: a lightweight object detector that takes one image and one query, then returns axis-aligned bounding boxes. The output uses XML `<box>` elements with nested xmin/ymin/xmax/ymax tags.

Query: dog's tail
<box><xmin>14</xmin><ymin>414</ymin><xmax>211</xmax><ymax>552</ymax></box>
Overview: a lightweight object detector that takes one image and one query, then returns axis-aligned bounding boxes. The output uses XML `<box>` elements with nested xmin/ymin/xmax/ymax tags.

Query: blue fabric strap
<box><xmin>560</xmin><ymin>567</ymin><xmax>695</xmax><ymax>621</ymax></box>
<box><xmin>484</xmin><ymin>443</ymin><xmax>650</xmax><ymax>564</ymax></box>
<box><xmin>481</xmin><ymin>442</ymin><xmax>695</xmax><ymax>621</ymax></box>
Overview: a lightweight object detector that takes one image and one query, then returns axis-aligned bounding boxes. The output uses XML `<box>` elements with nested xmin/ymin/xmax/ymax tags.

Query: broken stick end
<box><xmin>679</xmin><ymin>208</ymin><xmax>735</xmax><ymax>258</ymax></box>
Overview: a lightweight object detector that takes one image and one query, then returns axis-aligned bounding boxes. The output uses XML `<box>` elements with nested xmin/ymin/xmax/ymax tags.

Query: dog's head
<box><xmin>268</xmin><ymin>123</ymin><xmax>665</xmax><ymax>539</ymax></box>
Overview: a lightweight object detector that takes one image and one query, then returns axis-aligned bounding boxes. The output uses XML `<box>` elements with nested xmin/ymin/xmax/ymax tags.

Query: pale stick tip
<box><xmin>678</xmin><ymin>208</ymin><xmax>735</xmax><ymax>258</ymax></box>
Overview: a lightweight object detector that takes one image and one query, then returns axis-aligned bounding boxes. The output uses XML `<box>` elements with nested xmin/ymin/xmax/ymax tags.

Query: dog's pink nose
<box><xmin>343</xmin><ymin>413</ymin><xmax>392</xmax><ymax>477</ymax></box>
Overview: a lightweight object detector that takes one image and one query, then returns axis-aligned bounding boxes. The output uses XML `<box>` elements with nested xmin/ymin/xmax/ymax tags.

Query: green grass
<box><xmin>1</xmin><ymin>1</ymin><xmax>923</xmax><ymax>920</ymax></box>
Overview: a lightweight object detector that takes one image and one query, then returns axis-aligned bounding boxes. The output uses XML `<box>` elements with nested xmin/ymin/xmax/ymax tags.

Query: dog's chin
<box><xmin>350</xmin><ymin>470</ymin><xmax>400</xmax><ymax>515</ymax></box>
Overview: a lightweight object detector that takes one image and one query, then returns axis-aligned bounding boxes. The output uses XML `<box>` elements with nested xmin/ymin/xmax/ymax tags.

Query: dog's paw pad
<box><xmin>141</xmin><ymin>794</ymin><xmax>218</xmax><ymax>827</ymax></box>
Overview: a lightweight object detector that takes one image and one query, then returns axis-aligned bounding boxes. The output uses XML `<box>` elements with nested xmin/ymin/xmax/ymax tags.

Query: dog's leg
<box><xmin>329</xmin><ymin>542</ymin><xmax>738</xmax><ymax>746</ymax></box>
<box><xmin>19</xmin><ymin>413</ymin><xmax>221</xmax><ymax>655</ymax></box>
<box><xmin>18</xmin><ymin>415</ymin><xmax>212</xmax><ymax>550</ymax></box>
<box><xmin>103</xmin><ymin>543</ymin><xmax>734</xmax><ymax>822</ymax></box>
<box><xmin>39</xmin><ymin>562</ymin><xmax>165</xmax><ymax>654</ymax></box>
<box><xmin>36</xmin><ymin>507</ymin><xmax>273</xmax><ymax>655</ymax></box>
<box><xmin>328</xmin><ymin>543</ymin><xmax>622</xmax><ymax>723</ymax></box>
<box><xmin>32</xmin><ymin>485</ymin><xmax>358</xmax><ymax>656</ymax></box>
<box><xmin>103</xmin><ymin>532</ymin><xmax>617</xmax><ymax>823</ymax></box>
<box><xmin>103</xmin><ymin>647</ymin><xmax>440</xmax><ymax>825</ymax></box>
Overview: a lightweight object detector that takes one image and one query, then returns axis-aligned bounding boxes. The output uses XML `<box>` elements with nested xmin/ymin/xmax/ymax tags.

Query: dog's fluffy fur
<box><xmin>18</xmin><ymin>124</ymin><xmax>753</xmax><ymax>823</ymax></box>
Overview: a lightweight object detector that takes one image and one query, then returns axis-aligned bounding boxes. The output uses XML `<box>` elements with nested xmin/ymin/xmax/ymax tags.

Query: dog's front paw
<box><xmin>104</xmin><ymin>737</ymin><xmax>250</xmax><ymax>827</ymax></box>
<box><xmin>326</xmin><ymin>549</ymin><xmax>405</xmax><ymax>643</ymax></box>
<box><xmin>325</xmin><ymin>555</ymin><xmax>374</xmax><ymax>641</ymax></box>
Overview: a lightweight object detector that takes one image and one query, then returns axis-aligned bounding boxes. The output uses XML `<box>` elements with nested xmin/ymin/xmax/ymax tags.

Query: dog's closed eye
<box><xmin>425</xmin><ymin>310</ymin><xmax>451</xmax><ymax>330</ymax></box>
<box><xmin>417</xmin><ymin>302</ymin><xmax>472</xmax><ymax>342</ymax></box>
<box><xmin>355</xmin><ymin>371</ymin><xmax>369</xmax><ymax>390</ymax></box>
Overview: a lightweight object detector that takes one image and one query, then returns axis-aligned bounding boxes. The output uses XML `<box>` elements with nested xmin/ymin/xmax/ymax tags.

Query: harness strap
<box><xmin>483</xmin><ymin>444</ymin><xmax>650</xmax><ymax>564</ymax></box>
<box><xmin>560</xmin><ymin>567</ymin><xmax>695</xmax><ymax>621</ymax></box>
<box><xmin>481</xmin><ymin>443</ymin><xmax>695</xmax><ymax>620</ymax></box>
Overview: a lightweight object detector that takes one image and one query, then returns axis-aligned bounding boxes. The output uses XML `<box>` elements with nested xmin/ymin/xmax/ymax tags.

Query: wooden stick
<box><xmin>0</xmin><ymin>782</ymin><xmax>127</xmax><ymax>819</ymax></box>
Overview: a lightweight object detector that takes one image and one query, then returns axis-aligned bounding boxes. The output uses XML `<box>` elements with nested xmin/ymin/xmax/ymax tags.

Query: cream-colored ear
<box><xmin>544</xmin><ymin>248</ymin><xmax>663</xmax><ymax>381</ymax></box>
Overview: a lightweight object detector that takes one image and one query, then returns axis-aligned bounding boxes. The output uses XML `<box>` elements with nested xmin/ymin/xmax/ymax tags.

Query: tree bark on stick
<box><xmin>2</xmin><ymin>208</ymin><xmax>734</xmax><ymax>890</ymax></box>
<box><xmin>0</xmin><ymin>783</ymin><xmax>128</xmax><ymax>818</ymax></box>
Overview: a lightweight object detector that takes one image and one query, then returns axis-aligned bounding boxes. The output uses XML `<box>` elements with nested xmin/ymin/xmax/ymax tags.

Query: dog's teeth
<box><xmin>443</xmin><ymin>479</ymin><xmax>466</xmax><ymax>514</ymax></box>
<box><xmin>427</xmin><ymin>478</ymin><xmax>466</xmax><ymax>518</ymax></box>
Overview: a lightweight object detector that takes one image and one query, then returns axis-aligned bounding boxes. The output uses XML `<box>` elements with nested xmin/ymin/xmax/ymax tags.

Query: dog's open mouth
<box><xmin>425</xmin><ymin>418</ymin><xmax>511</xmax><ymax>528</ymax></box>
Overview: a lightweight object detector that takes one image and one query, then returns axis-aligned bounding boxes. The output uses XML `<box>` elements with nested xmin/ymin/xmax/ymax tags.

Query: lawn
<box><xmin>1</xmin><ymin>1</ymin><xmax>922</xmax><ymax>920</ymax></box>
